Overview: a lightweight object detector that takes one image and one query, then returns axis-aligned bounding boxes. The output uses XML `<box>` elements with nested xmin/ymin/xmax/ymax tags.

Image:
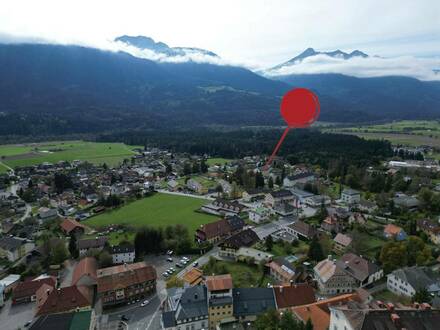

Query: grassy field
<box><xmin>203</xmin><ymin>260</ymin><xmax>268</xmax><ymax>287</ymax></box>
<box><xmin>0</xmin><ymin>141</ymin><xmax>139</xmax><ymax>170</ymax></box>
<box><xmin>85</xmin><ymin>193</ymin><xmax>218</xmax><ymax>234</ymax></box>
<box><xmin>325</xmin><ymin>120</ymin><xmax>440</xmax><ymax>148</ymax></box>
<box><xmin>206</xmin><ymin>158</ymin><xmax>231</xmax><ymax>166</ymax></box>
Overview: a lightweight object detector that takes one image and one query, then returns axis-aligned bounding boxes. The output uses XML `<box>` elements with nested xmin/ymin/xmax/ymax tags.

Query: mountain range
<box><xmin>0</xmin><ymin>36</ymin><xmax>439</xmax><ymax>136</ymax></box>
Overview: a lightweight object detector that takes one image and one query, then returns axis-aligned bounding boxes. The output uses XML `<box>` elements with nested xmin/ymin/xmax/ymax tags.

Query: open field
<box><xmin>325</xmin><ymin>120</ymin><xmax>440</xmax><ymax>147</ymax></box>
<box><xmin>206</xmin><ymin>158</ymin><xmax>231</xmax><ymax>166</ymax></box>
<box><xmin>85</xmin><ymin>193</ymin><xmax>218</xmax><ymax>234</ymax></box>
<box><xmin>203</xmin><ymin>260</ymin><xmax>268</xmax><ymax>287</ymax></box>
<box><xmin>0</xmin><ymin>141</ymin><xmax>139</xmax><ymax>170</ymax></box>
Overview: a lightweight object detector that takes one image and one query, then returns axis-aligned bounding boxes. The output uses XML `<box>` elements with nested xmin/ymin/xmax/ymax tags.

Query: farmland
<box><xmin>0</xmin><ymin>140</ymin><xmax>139</xmax><ymax>172</ymax></box>
<box><xmin>85</xmin><ymin>193</ymin><xmax>218</xmax><ymax>234</ymax></box>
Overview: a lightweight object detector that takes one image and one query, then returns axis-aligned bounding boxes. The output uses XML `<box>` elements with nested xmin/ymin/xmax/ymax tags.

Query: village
<box><xmin>1</xmin><ymin>146</ymin><xmax>440</xmax><ymax>330</ymax></box>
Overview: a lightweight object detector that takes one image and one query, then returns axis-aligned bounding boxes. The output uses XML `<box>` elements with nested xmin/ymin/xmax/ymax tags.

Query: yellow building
<box><xmin>206</xmin><ymin>274</ymin><xmax>234</xmax><ymax>330</ymax></box>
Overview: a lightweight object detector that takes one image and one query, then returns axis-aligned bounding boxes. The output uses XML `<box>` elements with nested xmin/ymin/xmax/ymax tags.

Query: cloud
<box><xmin>264</xmin><ymin>54</ymin><xmax>440</xmax><ymax>81</ymax></box>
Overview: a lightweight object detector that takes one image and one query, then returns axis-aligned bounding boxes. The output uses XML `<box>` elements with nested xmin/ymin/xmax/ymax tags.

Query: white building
<box><xmin>248</xmin><ymin>207</ymin><xmax>270</xmax><ymax>224</ymax></box>
<box><xmin>387</xmin><ymin>266</ymin><xmax>440</xmax><ymax>298</ymax></box>
<box><xmin>341</xmin><ymin>188</ymin><xmax>361</xmax><ymax>205</ymax></box>
<box><xmin>111</xmin><ymin>245</ymin><xmax>136</xmax><ymax>264</ymax></box>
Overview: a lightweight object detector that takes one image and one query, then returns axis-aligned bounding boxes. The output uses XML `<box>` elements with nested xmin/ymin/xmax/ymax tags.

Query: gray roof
<box><xmin>0</xmin><ymin>236</ymin><xmax>25</xmax><ymax>251</ymax></box>
<box><xmin>176</xmin><ymin>286</ymin><xmax>208</xmax><ymax>321</ymax></box>
<box><xmin>111</xmin><ymin>244</ymin><xmax>135</xmax><ymax>254</ymax></box>
<box><xmin>342</xmin><ymin>188</ymin><xmax>360</xmax><ymax>196</ymax></box>
<box><xmin>162</xmin><ymin>311</ymin><xmax>176</xmax><ymax>328</ymax></box>
<box><xmin>233</xmin><ymin>288</ymin><xmax>276</xmax><ymax>317</ymax></box>
<box><xmin>391</xmin><ymin>266</ymin><xmax>438</xmax><ymax>291</ymax></box>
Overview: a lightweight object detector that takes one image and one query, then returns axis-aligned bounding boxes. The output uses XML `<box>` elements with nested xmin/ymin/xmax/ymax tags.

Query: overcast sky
<box><xmin>1</xmin><ymin>0</ymin><xmax>439</xmax><ymax>69</ymax></box>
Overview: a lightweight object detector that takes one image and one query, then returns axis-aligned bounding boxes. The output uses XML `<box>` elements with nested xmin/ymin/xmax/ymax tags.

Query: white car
<box><xmin>182</xmin><ymin>256</ymin><xmax>189</xmax><ymax>261</ymax></box>
<box><xmin>141</xmin><ymin>300</ymin><xmax>150</xmax><ymax>307</ymax></box>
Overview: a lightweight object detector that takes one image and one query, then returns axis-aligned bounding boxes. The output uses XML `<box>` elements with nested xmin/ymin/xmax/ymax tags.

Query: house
<box><xmin>285</xmin><ymin>220</ymin><xmax>317</xmax><ymax>240</ymax></box>
<box><xmin>241</xmin><ymin>188</ymin><xmax>268</xmax><ymax>202</ymax></box>
<box><xmin>357</xmin><ymin>199</ymin><xmax>378</xmax><ymax>213</ymax></box>
<box><xmin>393</xmin><ymin>194</ymin><xmax>420</xmax><ymax>210</ymax></box>
<box><xmin>186</xmin><ymin>179</ymin><xmax>206</xmax><ymax>194</ymax></box>
<box><xmin>291</xmin><ymin>293</ymin><xmax>361</xmax><ymax>330</ymax></box>
<box><xmin>0</xmin><ymin>274</ymin><xmax>20</xmax><ymax>294</ymax></box>
<box><xmin>206</xmin><ymin>274</ymin><xmax>234</xmax><ymax>330</ymax></box>
<box><xmin>37</xmin><ymin>207</ymin><xmax>58</xmax><ymax>222</ymax></box>
<box><xmin>273</xmin><ymin>284</ymin><xmax>315</xmax><ymax>310</ymax></box>
<box><xmin>264</xmin><ymin>190</ymin><xmax>294</xmax><ymax>208</ymax></box>
<box><xmin>341</xmin><ymin>188</ymin><xmax>361</xmax><ymax>205</ymax></box>
<box><xmin>232</xmin><ymin>288</ymin><xmax>276</xmax><ymax>323</ymax></box>
<box><xmin>201</xmin><ymin>199</ymin><xmax>246</xmax><ymax>216</ymax></box>
<box><xmin>267</xmin><ymin>257</ymin><xmax>297</xmax><ymax>284</ymax></box>
<box><xmin>248</xmin><ymin>207</ymin><xmax>270</xmax><ymax>224</ymax></box>
<box><xmin>0</xmin><ymin>236</ymin><xmax>35</xmax><ymax>262</ymax></box>
<box><xmin>226</xmin><ymin>215</ymin><xmax>245</xmax><ymax>234</ymax></box>
<box><xmin>336</xmin><ymin>253</ymin><xmax>383</xmax><ymax>287</ymax></box>
<box><xmin>12</xmin><ymin>276</ymin><xmax>56</xmax><ymax>305</ymax></box>
<box><xmin>71</xmin><ymin>257</ymin><xmax>97</xmax><ymax>287</ymax></box>
<box><xmin>383</xmin><ymin>224</ymin><xmax>407</xmax><ymax>241</ymax></box>
<box><xmin>314</xmin><ymin>257</ymin><xmax>357</xmax><ymax>295</ymax></box>
<box><xmin>387</xmin><ymin>266</ymin><xmax>440</xmax><ymax>298</ymax></box>
<box><xmin>110</xmin><ymin>244</ymin><xmax>135</xmax><ymax>264</ymax></box>
<box><xmin>77</xmin><ymin>237</ymin><xmax>108</xmax><ymax>256</ymax></box>
<box><xmin>35</xmin><ymin>285</ymin><xmax>93</xmax><ymax>316</ymax></box>
<box><xmin>321</xmin><ymin>215</ymin><xmax>345</xmax><ymax>234</ymax></box>
<box><xmin>219</xmin><ymin>229</ymin><xmax>260</xmax><ymax>258</ymax></box>
<box><xmin>333</xmin><ymin>233</ymin><xmax>352</xmax><ymax>253</ymax></box>
<box><xmin>167</xmin><ymin>180</ymin><xmax>179</xmax><ymax>191</ymax></box>
<box><xmin>273</xmin><ymin>202</ymin><xmax>295</xmax><ymax>216</ymax></box>
<box><xmin>329</xmin><ymin>300</ymin><xmax>440</xmax><ymax>330</ymax></box>
<box><xmin>60</xmin><ymin>218</ymin><xmax>86</xmax><ymax>237</ymax></box>
<box><xmin>283</xmin><ymin>172</ymin><xmax>315</xmax><ymax>188</ymax></box>
<box><xmin>182</xmin><ymin>268</ymin><xmax>204</xmax><ymax>287</ymax></box>
<box><xmin>349</xmin><ymin>213</ymin><xmax>367</xmax><ymax>226</ymax></box>
<box><xmin>97</xmin><ymin>262</ymin><xmax>156</xmax><ymax>307</ymax></box>
<box><xmin>162</xmin><ymin>285</ymin><xmax>209</xmax><ymax>330</ymax></box>
<box><xmin>195</xmin><ymin>218</ymin><xmax>231</xmax><ymax>244</ymax></box>
<box><xmin>417</xmin><ymin>219</ymin><xmax>440</xmax><ymax>245</ymax></box>
<box><xmin>290</xmin><ymin>188</ymin><xmax>315</xmax><ymax>207</ymax></box>
<box><xmin>305</xmin><ymin>195</ymin><xmax>331</xmax><ymax>208</ymax></box>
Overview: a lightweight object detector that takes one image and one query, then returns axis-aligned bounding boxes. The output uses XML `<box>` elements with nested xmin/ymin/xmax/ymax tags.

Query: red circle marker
<box><xmin>281</xmin><ymin>88</ymin><xmax>320</xmax><ymax>128</ymax></box>
<box><xmin>264</xmin><ymin>88</ymin><xmax>320</xmax><ymax>170</ymax></box>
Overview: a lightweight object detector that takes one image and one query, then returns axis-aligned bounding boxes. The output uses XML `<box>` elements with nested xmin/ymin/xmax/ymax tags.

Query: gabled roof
<box><xmin>273</xmin><ymin>284</ymin><xmax>316</xmax><ymax>309</ymax></box>
<box><xmin>269</xmin><ymin>190</ymin><xmax>294</xmax><ymax>198</ymax></box>
<box><xmin>71</xmin><ymin>257</ymin><xmax>97</xmax><ymax>286</ymax></box>
<box><xmin>342</xmin><ymin>188</ymin><xmax>360</xmax><ymax>196</ymax></box>
<box><xmin>390</xmin><ymin>266</ymin><xmax>438</xmax><ymax>291</ymax></box>
<box><xmin>288</xmin><ymin>220</ymin><xmax>316</xmax><ymax>238</ymax></box>
<box><xmin>383</xmin><ymin>224</ymin><xmax>404</xmax><ymax>236</ymax></box>
<box><xmin>12</xmin><ymin>277</ymin><xmax>56</xmax><ymax>301</ymax></box>
<box><xmin>111</xmin><ymin>244</ymin><xmax>135</xmax><ymax>254</ymax></box>
<box><xmin>182</xmin><ymin>268</ymin><xmax>203</xmax><ymax>286</ymax></box>
<box><xmin>0</xmin><ymin>236</ymin><xmax>27</xmax><ymax>251</ymax></box>
<box><xmin>77</xmin><ymin>237</ymin><xmax>107</xmax><ymax>250</ymax></box>
<box><xmin>220</xmin><ymin>229</ymin><xmax>259</xmax><ymax>250</ymax></box>
<box><xmin>176</xmin><ymin>285</ymin><xmax>208</xmax><ymax>320</ymax></box>
<box><xmin>60</xmin><ymin>218</ymin><xmax>86</xmax><ymax>234</ymax></box>
<box><xmin>226</xmin><ymin>215</ymin><xmax>245</xmax><ymax>232</ymax></box>
<box><xmin>334</xmin><ymin>233</ymin><xmax>352</xmax><ymax>247</ymax></box>
<box><xmin>286</xmin><ymin>172</ymin><xmax>315</xmax><ymax>181</ymax></box>
<box><xmin>206</xmin><ymin>274</ymin><xmax>233</xmax><ymax>292</ymax></box>
<box><xmin>336</xmin><ymin>253</ymin><xmax>380</xmax><ymax>282</ymax></box>
<box><xmin>233</xmin><ymin>287</ymin><xmax>276</xmax><ymax>316</ymax></box>
<box><xmin>197</xmin><ymin>218</ymin><xmax>231</xmax><ymax>240</ymax></box>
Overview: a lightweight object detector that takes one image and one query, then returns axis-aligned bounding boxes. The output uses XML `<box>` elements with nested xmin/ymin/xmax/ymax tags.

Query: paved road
<box><xmin>176</xmin><ymin>247</ymin><xmax>219</xmax><ymax>279</ymax></box>
<box><xmin>157</xmin><ymin>189</ymin><xmax>214</xmax><ymax>201</ymax></box>
<box><xmin>8</xmin><ymin>183</ymin><xmax>32</xmax><ymax>221</ymax></box>
<box><xmin>0</xmin><ymin>161</ymin><xmax>13</xmax><ymax>173</ymax></box>
<box><xmin>0</xmin><ymin>300</ymin><xmax>34</xmax><ymax>330</ymax></box>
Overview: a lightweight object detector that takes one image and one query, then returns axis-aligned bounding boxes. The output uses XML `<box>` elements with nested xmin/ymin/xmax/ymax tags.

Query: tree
<box><xmin>265</xmin><ymin>235</ymin><xmax>274</xmax><ymax>251</ymax></box>
<box><xmin>412</xmin><ymin>288</ymin><xmax>432</xmax><ymax>304</ymax></box>
<box><xmin>97</xmin><ymin>250</ymin><xmax>113</xmax><ymax>268</ymax></box>
<box><xmin>304</xmin><ymin>318</ymin><xmax>313</xmax><ymax>330</ymax></box>
<box><xmin>255</xmin><ymin>171</ymin><xmax>265</xmax><ymax>188</ymax></box>
<box><xmin>308</xmin><ymin>236</ymin><xmax>324</xmax><ymax>262</ymax></box>
<box><xmin>200</xmin><ymin>159</ymin><xmax>208</xmax><ymax>173</ymax></box>
<box><xmin>268</xmin><ymin>176</ymin><xmax>274</xmax><ymax>189</ymax></box>
<box><xmin>166</xmin><ymin>276</ymin><xmax>184</xmax><ymax>289</ymax></box>
<box><xmin>254</xmin><ymin>309</ymin><xmax>279</xmax><ymax>330</ymax></box>
<box><xmin>54</xmin><ymin>173</ymin><xmax>73</xmax><ymax>193</ymax></box>
<box><xmin>68</xmin><ymin>233</ymin><xmax>79</xmax><ymax>259</ymax></box>
<box><xmin>380</xmin><ymin>241</ymin><xmax>408</xmax><ymax>273</ymax></box>
<box><xmin>51</xmin><ymin>241</ymin><xmax>68</xmax><ymax>265</ymax></box>
<box><xmin>183</xmin><ymin>162</ymin><xmax>192</xmax><ymax>175</ymax></box>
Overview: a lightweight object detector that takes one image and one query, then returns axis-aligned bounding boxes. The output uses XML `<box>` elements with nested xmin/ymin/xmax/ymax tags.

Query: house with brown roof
<box><xmin>97</xmin><ymin>262</ymin><xmax>156</xmax><ymax>307</ymax></box>
<box><xmin>383</xmin><ymin>224</ymin><xmax>407</xmax><ymax>241</ymax></box>
<box><xmin>77</xmin><ymin>237</ymin><xmax>108</xmax><ymax>256</ymax></box>
<box><xmin>71</xmin><ymin>257</ymin><xmax>97</xmax><ymax>287</ymax></box>
<box><xmin>333</xmin><ymin>233</ymin><xmax>352</xmax><ymax>253</ymax></box>
<box><xmin>285</xmin><ymin>220</ymin><xmax>317</xmax><ymax>240</ymax></box>
<box><xmin>35</xmin><ymin>285</ymin><xmax>93</xmax><ymax>316</ymax></box>
<box><xmin>321</xmin><ymin>215</ymin><xmax>345</xmax><ymax>234</ymax></box>
<box><xmin>267</xmin><ymin>257</ymin><xmax>297</xmax><ymax>284</ymax></box>
<box><xmin>273</xmin><ymin>284</ymin><xmax>316</xmax><ymax>310</ymax></box>
<box><xmin>291</xmin><ymin>293</ymin><xmax>361</xmax><ymax>330</ymax></box>
<box><xmin>195</xmin><ymin>216</ymin><xmax>244</xmax><ymax>244</ymax></box>
<box><xmin>182</xmin><ymin>268</ymin><xmax>204</xmax><ymax>287</ymax></box>
<box><xmin>12</xmin><ymin>276</ymin><xmax>56</xmax><ymax>305</ymax></box>
<box><xmin>205</xmin><ymin>274</ymin><xmax>234</xmax><ymax>330</ymax></box>
<box><xmin>336</xmin><ymin>253</ymin><xmax>383</xmax><ymax>287</ymax></box>
<box><xmin>60</xmin><ymin>218</ymin><xmax>86</xmax><ymax>237</ymax></box>
<box><xmin>417</xmin><ymin>219</ymin><xmax>440</xmax><ymax>245</ymax></box>
<box><xmin>218</xmin><ymin>229</ymin><xmax>259</xmax><ymax>258</ymax></box>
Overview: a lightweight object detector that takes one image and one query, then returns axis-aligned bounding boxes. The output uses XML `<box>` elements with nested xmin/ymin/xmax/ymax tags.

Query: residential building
<box><xmin>341</xmin><ymin>188</ymin><xmax>361</xmax><ymax>204</ymax></box>
<box><xmin>78</xmin><ymin>237</ymin><xmax>108</xmax><ymax>256</ymax></box>
<box><xmin>267</xmin><ymin>257</ymin><xmax>297</xmax><ymax>284</ymax></box>
<box><xmin>162</xmin><ymin>285</ymin><xmax>209</xmax><ymax>330</ymax></box>
<box><xmin>218</xmin><ymin>229</ymin><xmax>259</xmax><ymax>258</ymax></box>
<box><xmin>329</xmin><ymin>300</ymin><xmax>440</xmax><ymax>330</ymax></box>
<box><xmin>417</xmin><ymin>219</ymin><xmax>440</xmax><ymax>245</ymax></box>
<box><xmin>35</xmin><ymin>285</ymin><xmax>93</xmax><ymax>316</ymax></box>
<box><xmin>264</xmin><ymin>190</ymin><xmax>294</xmax><ymax>208</ymax></box>
<box><xmin>97</xmin><ymin>262</ymin><xmax>156</xmax><ymax>307</ymax></box>
<box><xmin>290</xmin><ymin>188</ymin><xmax>315</xmax><ymax>207</ymax></box>
<box><xmin>201</xmin><ymin>199</ymin><xmax>246</xmax><ymax>217</ymax></box>
<box><xmin>71</xmin><ymin>257</ymin><xmax>97</xmax><ymax>287</ymax></box>
<box><xmin>0</xmin><ymin>236</ymin><xmax>35</xmax><ymax>262</ymax></box>
<box><xmin>305</xmin><ymin>195</ymin><xmax>331</xmax><ymax>208</ymax></box>
<box><xmin>29</xmin><ymin>310</ymin><xmax>94</xmax><ymax>330</ymax></box>
<box><xmin>195</xmin><ymin>218</ymin><xmax>231</xmax><ymax>244</ymax></box>
<box><xmin>248</xmin><ymin>207</ymin><xmax>270</xmax><ymax>224</ymax></box>
<box><xmin>336</xmin><ymin>253</ymin><xmax>383</xmax><ymax>287</ymax></box>
<box><xmin>182</xmin><ymin>268</ymin><xmax>204</xmax><ymax>287</ymax></box>
<box><xmin>0</xmin><ymin>274</ymin><xmax>20</xmax><ymax>294</ymax></box>
<box><xmin>12</xmin><ymin>276</ymin><xmax>56</xmax><ymax>305</ymax></box>
<box><xmin>314</xmin><ymin>257</ymin><xmax>357</xmax><ymax>295</ymax></box>
<box><xmin>321</xmin><ymin>215</ymin><xmax>345</xmax><ymax>234</ymax></box>
<box><xmin>60</xmin><ymin>218</ymin><xmax>86</xmax><ymax>237</ymax></box>
<box><xmin>357</xmin><ymin>199</ymin><xmax>378</xmax><ymax>213</ymax></box>
<box><xmin>37</xmin><ymin>207</ymin><xmax>58</xmax><ymax>222</ymax></box>
<box><xmin>187</xmin><ymin>179</ymin><xmax>207</xmax><ymax>194</ymax></box>
<box><xmin>333</xmin><ymin>233</ymin><xmax>352</xmax><ymax>253</ymax></box>
<box><xmin>241</xmin><ymin>188</ymin><xmax>268</xmax><ymax>202</ymax></box>
<box><xmin>206</xmin><ymin>274</ymin><xmax>234</xmax><ymax>330</ymax></box>
<box><xmin>110</xmin><ymin>244</ymin><xmax>135</xmax><ymax>264</ymax></box>
<box><xmin>285</xmin><ymin>220</ymin><xmax>317</xmax><ymax>240</ymax></box>
<box><xmin>283</xmin><ymin>172</ymin><xmax>315</xmax><ymax>188</ymax></box>
<box><xmin>232</xmin><ymin>288</ymin><xmax>276</xmax><ymax>323</ymax></box>
<box><xmin>273</xmin><ymin>284</ymin><xmax>315</xmax><ymax>310</ymax></box>
<box><xmin>387</xmin><ymin>266</ymin><xmax>440</xmax><ymax>298</ymax></box>
<box><xmin>393</xmin><ymin>194</ymin><xmax>420</xmax><ymax>210</ymax></box>
<box><xmin>383</xmin><ymin>224</ymin><xmax>407</xmax><ymax>241</ymax></box>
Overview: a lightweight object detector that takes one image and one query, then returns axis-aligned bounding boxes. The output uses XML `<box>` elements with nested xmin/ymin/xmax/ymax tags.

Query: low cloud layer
<box><xmin>264</xmin><ymin>54</ymin><xmax>440</xmax><ymax>81</ymax></box>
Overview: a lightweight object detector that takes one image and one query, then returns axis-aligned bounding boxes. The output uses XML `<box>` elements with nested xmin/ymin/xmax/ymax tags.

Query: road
<box><xmin>176</xmin><ymin>246</ymin><xmax>219</xmax><ymax>279</ymax></box>
<box><xmin>8</xmin><ymin>183</ymin><xmax>32</xmax><ymax>221</ymax></box>
<box><xmin>157</xmin><ymin>189</ymin><xmax>214</xmax><ymax>201</ymax></box>
<box><xmin>0</xmin><ymin>161</ymin><xmax>13</xmax><ymax>173</ymax></box>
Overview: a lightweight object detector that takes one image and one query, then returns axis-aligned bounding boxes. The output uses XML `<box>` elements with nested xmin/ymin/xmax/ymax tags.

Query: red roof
<box><xmin>273</xmin><ymin>284</ymin><xmax>316</xmax><ymax>309</ymax></box>
<box><xmin>12</xmin><ymin>277</ymin><xmax>56</xmax><ymax>302</ymax></box>
<box><xmin>71</xmin><ymin>257</ymin><xmax>97</xmax><ymax>286</ymax></box>
<box><xmin>35</xmin><ymin>285</ymin><xmax>93</xmax><ymax>316</ymax></box>
<box><xmin>206</xmin><ymin>274</ymin><xmax>233</xmax><ymax>291</ymax></box>
<box><xmin>60</xmin><ymin>218</ymin><xmax>86</xmax><ymax>234</ymax></box>
<box><xmin>197</xmin><ymin>218</ymin><xmax>231</xmax><ymax>240</ymax></box>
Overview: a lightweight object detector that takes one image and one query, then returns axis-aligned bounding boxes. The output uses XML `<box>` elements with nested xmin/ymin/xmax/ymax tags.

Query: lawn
<box><xmin>85</xmin><ymin>193</ymin><xmax>218</xmax><ymax>234</ymax></box>
<box><xmin>203</xmin><ymin>260</ymin><xmax>266</xmax><ymax>287</ymax></box>
<box><xmin>0</xmin><ymin>140</ymin><xmax>140</xmax><ymax>169</ymax></box>
<box><xmin>206</xmin><ymin>158</ymin><xmax>232</xmax><ymax>166</ymax></box>
<box><xmin>373</xmin><ymin>290</ymin><xmax>411</xmax><ymax>305</ymax></box>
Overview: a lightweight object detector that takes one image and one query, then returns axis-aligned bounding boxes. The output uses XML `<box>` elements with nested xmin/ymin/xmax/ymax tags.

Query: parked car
<box><xmin>193</xmin><ymin>261</ymin><xmax>199</xmax><ymax>267</ymax></box>
<box><xmin>141</xmin><ymin>300</ymin><xmax>150</xmax><ymax>307</ymax></box>
<box><xmin>166</xmin><ymin>257</ymin><xmax>173</xmax><ymax>262</ymax></box>
<box><xmin>176</xmin><ymin>263</ymin><xmax>183</xmax><ymax>268</ymax></box>
<box><xmin>167</xmin><ymin>250</ymin><xmax>174</xmax><ymax>255</ymax></box>
<box><xmin>120</xmin><ymin>315</ymin><xmax>129</xmax><ymax>321</ymax></box>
